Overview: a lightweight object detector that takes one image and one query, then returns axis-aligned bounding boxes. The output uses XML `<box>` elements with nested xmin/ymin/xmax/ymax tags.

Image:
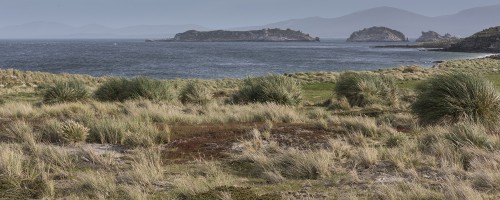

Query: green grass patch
<box><xmin>397</xmin><ymin>80</ymin><xmax>423</xmax><ymax>90</ymax></box>
<box><xmin>0</xmin><ymin>92</ymin><xmax>40</xmax><ymax>103</ymax></box>
<box><xmin>302</xmin><ymin>82</ymin><xmax>335</xmax><ymax>102</ymax></box>
<box><xmin>485</xmin><ymin>73</ymin><xmax>500</xmax><ymax>90</ymax></box>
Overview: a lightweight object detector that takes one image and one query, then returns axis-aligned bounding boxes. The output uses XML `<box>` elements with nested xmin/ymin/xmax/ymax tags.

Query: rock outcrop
<box><xmin>158</xmin><ymin>29</ymin><xmax>319</xmax><ymax>42</ymax></box>
<box><xmin>444</xmin><ymin>26</ymin><xmax>500</xmax><ymax>53</ymax></box>
<box><xmin>416</xmin><ymin>31</ymin><xmax>459</xmax><ymax>43</ymax></box>
<box><xmin>347</xmin><ymin>27</ymin><xmax>408</xmax><ymax>42</ymax></box>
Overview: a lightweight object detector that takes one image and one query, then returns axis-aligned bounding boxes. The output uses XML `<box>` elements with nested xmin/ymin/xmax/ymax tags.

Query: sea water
<box><xmin>0</xmin><ymin>39</ymin><xmax>491</xmax><ymax>79</ymax></box>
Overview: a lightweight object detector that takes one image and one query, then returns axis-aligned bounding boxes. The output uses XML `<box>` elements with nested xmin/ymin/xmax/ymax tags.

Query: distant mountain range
<box><xmin>235</xmin><ymin>5</ymin><xmax>500</xmax><ymax>38</ymax></box>
<box><xmin>0</xmin><ymin>4</ymin><xmax>499</xmax><ymax>39</ymax></box>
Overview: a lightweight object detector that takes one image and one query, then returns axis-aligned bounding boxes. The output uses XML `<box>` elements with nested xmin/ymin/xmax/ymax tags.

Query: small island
<box><xmin>147</xmin><ymin>28</ymin><xmax>320</xmax><ymax>42</ymax></box>
<box><xmin>444</xmin><ymin>26</ymin><xmax>500</xmax><ymax>53</ymax></box>
<box><xmin>347</xmin><ymin>26</ymin><xmax>408</xmax><ymax>42</ymax></box>
<box><xmin>416</xmin><ymin>31</ymin><xmax>459</xmax><ymax>43</ymax></box>
<box><xmin>374</xmin><ymin>31</ymin><xmax>462</xmax><ymax>49</ymax></box>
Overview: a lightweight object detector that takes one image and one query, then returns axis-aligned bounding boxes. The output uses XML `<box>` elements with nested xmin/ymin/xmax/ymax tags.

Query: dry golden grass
<box><xmin>1</xmin><ymin>58</ymin><xmax>500</xmax><ymax>198</ymax></box>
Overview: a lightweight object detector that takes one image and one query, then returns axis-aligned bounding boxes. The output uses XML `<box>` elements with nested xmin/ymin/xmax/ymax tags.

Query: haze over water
<box><xmin>0</xmin><ymin>39</ymin><xmax>491</xmax><ymax>79</ymax></box>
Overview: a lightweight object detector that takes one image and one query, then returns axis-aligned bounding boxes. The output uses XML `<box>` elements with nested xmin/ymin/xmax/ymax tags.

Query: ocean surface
<box><xmin>0</xmin><ymin>39</ymin><xmax>492</xmax><ymax>79</ymax></box>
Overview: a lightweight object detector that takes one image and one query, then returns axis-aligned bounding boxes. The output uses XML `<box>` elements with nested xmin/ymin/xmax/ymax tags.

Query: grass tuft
<box><xmin>445</xmin><ymin>123</ymin><xmax>495</xmax><ymax>150</ymax></box>
<box><xmin>94</xmin><ymin>77</ymin><xmax>172</xmax><ymax>102</ymax></box>
<box><xmin>231</xmin><ymin>75</ymin><xmax>302</xmax><ymax>105</ymax></box>
<box><xmin>335</xmin><ymin>72</ymin><xmax>398</xmax><ymax>107</ymax></box>
<box><xmin>412</xmin><ymin>72</ymin><xmax>500</xmax><ymax>127</ymax></box>
<box><xmin>179</xmin><ymin>82</ymin><xmax>213</xmax><ymax>105</ymax></box>
<box><xmin>42</xmin><ymin>80</ymin><xmax>89</xmax><ymax>104</ymax></box>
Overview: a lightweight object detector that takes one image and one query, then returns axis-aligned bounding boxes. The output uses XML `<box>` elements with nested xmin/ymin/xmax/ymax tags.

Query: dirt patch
<box><xmin>271</xmin><ymin>124</ymin><xmax>332</xmax><ymax>150</ymax></box>
<box><xmin>165</xmin><ymin>123</ymin><xmax>256</xmax><ymax>163</ymax></box>
<box><xmin>165</xmin><ymin>123</ymin><xmax>336</xmax><ymax>163</ymax></box>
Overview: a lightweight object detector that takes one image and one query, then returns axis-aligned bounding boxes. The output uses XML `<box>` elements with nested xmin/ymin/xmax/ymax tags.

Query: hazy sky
<box><xmin>0</xmin><ymin>0</ymin><xmax>499</xmax><ymax>28</ymax></box>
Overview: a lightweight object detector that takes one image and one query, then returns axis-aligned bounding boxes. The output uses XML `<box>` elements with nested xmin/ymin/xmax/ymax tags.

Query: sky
<box><xmin>0</xmin><ymin>0</ymin><xmax>499</xmax><ymax>28</ymax></box>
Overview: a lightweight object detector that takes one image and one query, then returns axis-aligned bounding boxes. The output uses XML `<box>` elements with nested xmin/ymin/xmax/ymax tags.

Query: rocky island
<box><xmin>147</xmin><ymin>28</ymin><xmax>319</xmax><ymax>42</ymax></box>
<box><xmin>444</xmin><ymin>26</ymin><xmax>500</xmax><ymax>53</ymax></box>
<box><xmin>415</xmin><ymin>31</ymin><xmax>459</xmax><ymax>43</ymax></box>
<box><xmin>347</xmin><ymin>26</ymin><xmax>408</xmax><ymax>42</ymax></box>
<box><xmin>375</xmin><ymin>31</ymin><xmax>461</xmax><ymax>49</ymax></box>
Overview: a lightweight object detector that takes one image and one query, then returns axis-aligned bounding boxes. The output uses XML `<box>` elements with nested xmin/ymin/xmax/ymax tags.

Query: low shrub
<box><xmin>335</xmin><ymin>72</ymin><xmax>398</xmax><ymax>107</ymax></box>
<box><xmin>43</xmin><ymin>80</ymin><xmax>89</xmax><ymax>104</ymax></box>
<box><xmin>94</xmin><ymin>77</ymin><xmax>171</xmax><ymax>102</ymax></box>
<box><xmin>231</xmin><ymin>75</ymin><xmax>302</xmax><ymax>105</ymax></box>
<box><xmin>412</xmin><ymin>72</ymin><xmax>500</xmax><ymax>127</ymax></box>
<box><xmin>179</xmin><ymin>82</ymin><xmax>212</xmax><ymax>105</ymax></box>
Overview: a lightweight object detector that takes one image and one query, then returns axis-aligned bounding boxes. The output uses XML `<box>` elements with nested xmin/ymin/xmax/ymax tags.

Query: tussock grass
<box><xmin>42</xmin><ymin>80</ymin><xmax>89</xmax><ymax>104</ymax></box>
<box><xmin>335</xmin><ymin>72</ymin><xmax>398</xmax><ymax>107</ymax></box>
<box><xmin>76</xmin><ymin>147</ymin><xmax>117</xmax><ymax>170</ymax></box>
<box><xmin>85</xmin><ymin>117</ymin><xmax>127</xmax><ymax>144</ymax></box>
<box><xmin>172</xmin><ymin>161</ymin><xmax>239</xmax><ymax>196</ymax></box>
<box><xmin>280</xmin><ymin>149</ymin><xmax>334</xmax><ymax>179</ymax></box>
<box><xmin>1</xmin><ymin>120</ymin><xmax>39</xmax><ymax>147</ymax></box>
<box><xmin>233</xmin><ymin>130</ymin><xmax>337</xmax><ymax>181</ymax></box>
<box><xmin>0</xmin><ymin>143</ymin><xmax>54</xmax><ymax>199</ymax></box>
<box><xmin>443</xmin><ymin>179</ymin><xmax>483</xmax><ymax>200</ymax></box>
<box><xmin>0</xmin><ymin>102</ymin><xmax>34</xmax><ymax>118</ymax></box>
<box><xmin>385</xmin><ymin>133</ymin><xmax>407</xmax><ymax>148</ymax></box>
<box><xmin>231</xmin><ymin>75</ymin><xmax>302</xmax><ymax>105</ymax></box>
<box><xmin>179</xmin><ymin>82</ymin><xmax>213</xmax><ymax>105</ymax></box>
<box><xmin>95</xmin><ymin>77</ymin><xmax>172</xmax><ymax>102</ymax></box>
<box><xmin>375</xmin><ymin>182</ymin><xmax>443</xmax><ymax>200</ymax></box>
<box><xmin>377</xmin><ymin>113</ymin><xmax>416</xmax><ymax>132</ymax></box>
<box><xmin>123</xmin><ymin>148</ymin><xmax>164</xmax><ymax>186</ymax></box>
<box><xmin>84</xmin><ymin>115</ymin><xmax>169</xmax><ymax>147</ymax></box>
<box><xmin>0</xmin><ymin>68</ymin><xmax>103</xmax><ymax>89</ymax></box>
<box><xmin>35</xmin><ymin>144</ymin><xmax>76</xmax><ymax>172</ymax></box>
<box><xmin>60</xmin><ymin>120</ymin><xmax>90</xmax><ymax>143</ymax></box>
<box><xmin>76</xmin><ymin>171</ymin><xmax>117</xmax><ymax>199</ymax></box>
<box><xmin>354</xmin><ymin>147</ymin><xmax>379</xmax><ymax>168</ymax></box>
<box><xmin>444</xmin><ymin>123</ymin><xmax>495</xmax><ymax>150</ymax></box>
<box><xmin>412</xmin><ymin>72</ymin><xmax>500</xmax><ymax>127</ymax></box>
<box><xmin>337</xmin><ymin>116</ymin><xmax>379</xmax><ymax>137</ymax></box>
<box><xmin>2</xmin><ymin>60</ymin><xmax>500</xmax><ymax>198</ymax></box>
